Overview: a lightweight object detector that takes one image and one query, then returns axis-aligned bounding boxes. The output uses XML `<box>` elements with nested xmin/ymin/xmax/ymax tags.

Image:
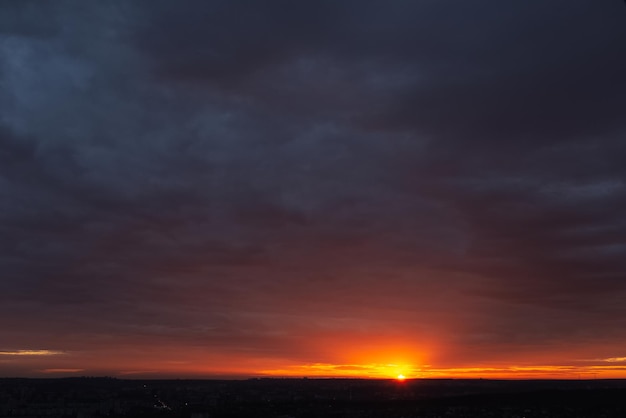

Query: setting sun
<box><xmin>397</xmin><ymin>374</ymin><xmax>406</xmax><ymax>381</ymax></box>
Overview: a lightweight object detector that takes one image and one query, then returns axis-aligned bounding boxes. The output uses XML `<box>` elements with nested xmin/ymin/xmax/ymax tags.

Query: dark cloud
<box><xmin>1</xmin><ymin>0</ymin><xmax>626</xmax><ymax>377</ymax></box>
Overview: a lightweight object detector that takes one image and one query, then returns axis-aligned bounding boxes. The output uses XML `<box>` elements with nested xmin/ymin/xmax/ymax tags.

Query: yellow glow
<box><xmin>259</xmin><ymin>362</ymin><xmax>421</xmax><ymax>379</ymax></box>
<box><xmin>0</xmin><ymin>350</ymin><xmax>64</xmax><ymax>356</ymax></box>
<box><xmin>256</xmin><ymin>361</ymin><xmax>626</xmax><ymax>380</ymax></box>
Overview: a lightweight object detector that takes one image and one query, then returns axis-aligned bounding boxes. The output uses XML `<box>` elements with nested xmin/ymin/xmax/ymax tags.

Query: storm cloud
<box><xmin>2</xmin><ymin>0</ymin><xmax>626</xmax><ymax>377</ymax></box>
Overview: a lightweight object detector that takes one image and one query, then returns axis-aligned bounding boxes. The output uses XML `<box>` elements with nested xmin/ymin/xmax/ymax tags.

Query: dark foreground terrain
<box><xmin>1</xmin><ymin>377</ymin><xmax>625</xmax><ymax>418</ymax></box>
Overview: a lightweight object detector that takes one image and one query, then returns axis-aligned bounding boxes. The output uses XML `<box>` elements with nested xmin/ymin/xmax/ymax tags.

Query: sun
<box><xmin>396</xmin><ymin>374</ymin><xmax>406</xmax><ymax>381</ymax></box>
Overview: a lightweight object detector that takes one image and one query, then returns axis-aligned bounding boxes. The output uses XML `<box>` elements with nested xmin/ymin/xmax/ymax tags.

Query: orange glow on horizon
<box><xmin>14</xmin><ymin>359</ymin><xmax>626</xmax><ymax>380</ymax></box>
<box><xmin>255</xmin><ymin>362</ymin><xmax>626</xmax><ymax>380</ymax></box>
<box><xmin>258</xmin><ymin>362</ymin><xmax>421</xmax><ymax>379</ymax></box>
<box><xmin>8</xmin><ymin>344</ymin><xmax>626</xmax><ymax>380</ymax></box>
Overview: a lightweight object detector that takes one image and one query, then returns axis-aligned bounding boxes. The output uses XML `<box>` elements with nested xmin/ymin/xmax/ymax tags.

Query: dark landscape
<box><xmin>2</xmin><ymin>378</ymin><xmax>626</xmax><ymax>418</ymax></box>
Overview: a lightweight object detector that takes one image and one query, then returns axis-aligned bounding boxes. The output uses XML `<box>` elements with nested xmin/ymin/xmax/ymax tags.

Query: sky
<box><xmin>1</xmin><ymin>0</ymin><xmax>626</xmax><ymax>380</ymax></box>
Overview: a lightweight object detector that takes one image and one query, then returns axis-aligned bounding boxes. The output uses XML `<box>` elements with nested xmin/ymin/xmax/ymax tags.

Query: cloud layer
<box><xmin>2</xmin><ymin>0</ymin><xmax>626</xmax><ymax>377</ymax></box>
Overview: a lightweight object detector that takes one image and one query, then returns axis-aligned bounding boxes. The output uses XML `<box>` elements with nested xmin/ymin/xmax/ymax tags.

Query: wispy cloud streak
<box><xmin>0</xmin><ymin>350</ymin><xmax>65</xmax><ymax>356</ymax></box>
